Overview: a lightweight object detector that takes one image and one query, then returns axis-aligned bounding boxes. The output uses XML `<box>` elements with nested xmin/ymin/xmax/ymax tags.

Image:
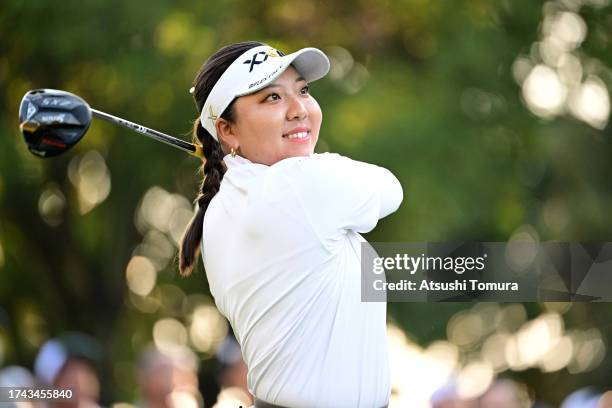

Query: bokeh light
<box><xmin>153</xmin><ymin>318</ymin><xmax>188</xmax><ymax>354</ymax></box>
<box><xmin>456</xmin><ymin>360</ymin><xmax>494</xmax><ymax>399</ymax></box>
<box><xmin>568</xmin><ymin>328</ymin><xmax>606</xmax><ymax>373</ymax></box>
<box><xmin>522</xmin><ymin>65</ymin><xmax>567</xmax><ymax>117</ymax></box>
<box><xmin>125</xmin><ymin>256</ymin><xmax>157</xmax><ymax>297</ymax></box>
<box><xmin>158</xmin><ymin>284</ymin><xmax>187</xmax><ymax>317</ymax></box>
<box><xmin>326</xmin><ymin>45</ymin><xmax>369</xmax><ymax>94</ymax></box>
<box><xmin>542</xmin><ymin>11</ymin><xmax>587</xmax><ymax>51</ymax></box>
<box><xmin>38</xmin><ymin>183</ymin><xmax>66</xmax><ymax>227</ymax></box>
<box><xmin>135</xmin><ymin>186</ymin><xmax>193</xmax><ymax>243</ymax></box>
<box><xmin>514</xmin><ymin>3</ymin><xmax>610</xmax><ymax>129</ymax></box>
<box><xmin>67</xmin><ymin>150</ymin><xmax>111</xmax><ymax>214</ymax></box>
<box><xmin>447</xmin><ymin>310</ymin><xmax>485</xmax><ymax>348</ymax></box>
<box><xmin>129</xmin><ymin>289</ymin><xmax>161</xmax><ymax>314</ymax></box>
<box><xmin>132</xmin><ymin>230</ymin><xmax>175</xmax><ymax>271</ymax></box>
<box><xmin>568</xmin><ymin>75</ymin><xmax>610</xmax><ymax>129</ymax></box>
<box><xmin>505</xmin><ymin>226</ymin><xmax>540</xmax><ymax>273</ymax></box>
<box><xmin>189</xmin><ymin>305</ymin><xmax>228</xmax><ymax>355</ymax></box>
<box><xmin>17</xmin><ymin>303</ymin><xmax>47</xmax><ymax>350</ymax></box>
<box><xmin>481</xmin><ymin>333</ymin><xmax>511</xmax><ymax>372</ymax></box>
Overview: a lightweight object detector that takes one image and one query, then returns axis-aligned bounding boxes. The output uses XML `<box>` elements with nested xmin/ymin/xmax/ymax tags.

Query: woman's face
<box><xmin>216</xmin><ymin>66</ymin><xmax>322</xmax><ymax>166</ymax></box>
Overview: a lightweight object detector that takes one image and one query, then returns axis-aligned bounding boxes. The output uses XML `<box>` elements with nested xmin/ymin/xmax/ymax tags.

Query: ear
<box><xmin>216</xmin><ymin>118</ymin><xmax>239</xmax><ymax>150</ymax></box>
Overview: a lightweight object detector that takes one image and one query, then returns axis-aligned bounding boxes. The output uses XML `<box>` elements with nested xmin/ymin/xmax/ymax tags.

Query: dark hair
<box><xmin>178</xmin><ymin>41</ymin><xmax>265</xmax><ymax>276</ymax></box>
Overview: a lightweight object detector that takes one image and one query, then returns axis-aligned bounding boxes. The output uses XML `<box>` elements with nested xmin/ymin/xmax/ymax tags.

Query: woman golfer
<box><xmin>179</xmin><ymin>41</ymin><xmax>403</xmax><ymax>408</ymax></box>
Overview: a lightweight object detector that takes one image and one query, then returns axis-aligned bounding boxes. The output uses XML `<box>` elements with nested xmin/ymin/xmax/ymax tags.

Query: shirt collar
<box><xmin>222</xmin><ymin>154</ymin><xmax>268</xmax><ymax>192</ymax></box>
<box><xmin>223</xmin><ymin>153</ymin><xmax>316</xmax><ymax>169</ymax></box>
<box><xmin>223</xmin><ymin>153</ymin><xmax>266</xmax><ymax>169</ymax></box>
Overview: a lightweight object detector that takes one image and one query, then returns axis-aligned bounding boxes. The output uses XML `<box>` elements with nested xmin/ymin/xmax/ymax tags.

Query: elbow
<box><xmin>389</xmin><ymin>174</ymin><xmax>404</xmax><ymax>213</ymax></box>
<box><xmin>378</xmin><ymin>169</ymin><xmax>403</xmax><ymax>219</ymax></box>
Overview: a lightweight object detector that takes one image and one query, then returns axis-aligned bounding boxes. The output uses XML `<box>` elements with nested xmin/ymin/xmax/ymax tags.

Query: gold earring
<box><xmin>230</xmin><ymin>147</ymin><xmax>237</xmax><ymax>158</ymax></box>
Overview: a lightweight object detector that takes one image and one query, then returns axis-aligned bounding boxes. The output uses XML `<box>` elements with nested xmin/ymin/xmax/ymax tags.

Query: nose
<box><xmin>286</xmin><ymin>94</ymin><xmax>308</xmax><ymax>121</ymax></box>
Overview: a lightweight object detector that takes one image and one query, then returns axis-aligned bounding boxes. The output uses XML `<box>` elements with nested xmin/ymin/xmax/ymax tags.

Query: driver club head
<box><xmin>19</xmin><ymin>89</ymin><xmax>93</xmax><ymax>158</ymax></box>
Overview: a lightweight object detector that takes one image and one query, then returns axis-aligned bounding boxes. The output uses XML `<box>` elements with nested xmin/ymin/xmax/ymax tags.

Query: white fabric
<box><xmin>200</xmin><ymin>45</ymin><xmax>330</xmax><ymax>141</ymax></box>
<box><xmin>201</xmin><ymin>152</ymin><xmax>403</xmax><ymax>408</ymax></box>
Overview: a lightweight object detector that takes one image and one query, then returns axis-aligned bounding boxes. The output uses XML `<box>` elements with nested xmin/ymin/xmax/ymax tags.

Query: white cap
<box><xmin>199</xmin><ymin>45</ymin><xmax>330</xmax><ymax>142</ymax></box>
<box><xmin>33</xmin><ymin>339</ymin><xmax>68</xmax><ymax>385</ymax></box>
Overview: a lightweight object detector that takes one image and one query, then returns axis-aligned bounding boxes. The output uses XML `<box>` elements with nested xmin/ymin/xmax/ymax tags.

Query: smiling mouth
<box><xmin>282</xmin><ymin>131</ymin><xmax>310</xmax><ymax>140</ymax></box>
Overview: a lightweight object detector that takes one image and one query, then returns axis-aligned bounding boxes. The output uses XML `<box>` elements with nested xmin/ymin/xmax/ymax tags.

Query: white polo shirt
<box><xmin>201</xmin><ymin>152</ymin><xmax>403</xmax><ymax>408</ymax></box>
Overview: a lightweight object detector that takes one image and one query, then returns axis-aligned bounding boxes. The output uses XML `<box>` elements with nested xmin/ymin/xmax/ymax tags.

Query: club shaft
<box><xmin>91</xmin><ymin>109</ymin><xmax>203</xmax><ymax>158</ymax></box>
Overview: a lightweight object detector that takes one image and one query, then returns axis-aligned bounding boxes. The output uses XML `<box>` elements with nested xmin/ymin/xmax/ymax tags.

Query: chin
<box><xmin>277</xmin><ymin>139</ymin><xmax>316</xmax><ymax>161</ymax></box>
<box><xmin>287</xmin><ymin>149</ymin><xmax>313</xmax><ymax>158</ymax></box>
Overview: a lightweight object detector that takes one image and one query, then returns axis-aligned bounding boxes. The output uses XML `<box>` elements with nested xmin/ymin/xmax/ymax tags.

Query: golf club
<box><xmin>18</xmin><ymin>89</ymin><xmax>204</xmax><ymax>159</ymax></box>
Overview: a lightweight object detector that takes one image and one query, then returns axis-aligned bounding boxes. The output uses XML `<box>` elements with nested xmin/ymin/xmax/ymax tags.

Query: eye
<box><xmin>265</xmin><ymin>93</ymin><xmax>281</xmax><ymax>102</ymax></box>
<box><xmin>300</xmin><ymin>85</ymin><xmax>310</xmax><ymax>95</ymax></box>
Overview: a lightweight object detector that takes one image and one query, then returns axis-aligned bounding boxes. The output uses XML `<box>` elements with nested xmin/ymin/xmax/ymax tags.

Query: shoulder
<box><xmin>258</xmin><ymin>153</ymin><xmax>371</xmax><ymax>207</ymax></box>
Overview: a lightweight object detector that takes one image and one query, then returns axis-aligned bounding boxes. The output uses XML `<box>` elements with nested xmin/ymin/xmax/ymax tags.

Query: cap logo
<box><xmin>207</xmin><ymin>105</ymin><xmax>218</xmax><ymax>125</ymax></box>
<box><xmin>266</xmin><ymin>49</ymin><xmax>282</xmax><ymax>58</ymax></box>
<box><xmin>243</xmin><ymin>48</ymin><xmax>281</xmax><ymax>73</ymax></box>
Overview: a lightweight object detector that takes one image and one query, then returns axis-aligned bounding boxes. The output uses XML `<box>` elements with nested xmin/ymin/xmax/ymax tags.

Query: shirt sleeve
<box><xmin>279</xmin><ymin>153</ymin><xmax>403</xmax><ymax>241</ymax></box>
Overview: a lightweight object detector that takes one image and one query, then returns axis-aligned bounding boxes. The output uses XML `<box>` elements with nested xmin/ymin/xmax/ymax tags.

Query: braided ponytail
<box><xmin>178</xmin><ymin>119</ymin><xmax>226</xmax><ymax>276</ymax></box>
<box><xmin>178</xmin><ymin>40</ymin><xmax>265</xmax><ymax>276</ymax></box>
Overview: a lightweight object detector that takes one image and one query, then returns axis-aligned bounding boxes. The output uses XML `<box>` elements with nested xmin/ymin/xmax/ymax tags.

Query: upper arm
<box><xmin>278</xmin><ymin>153</ymin><xmax>403</xmax><ymax>239</ymax></box>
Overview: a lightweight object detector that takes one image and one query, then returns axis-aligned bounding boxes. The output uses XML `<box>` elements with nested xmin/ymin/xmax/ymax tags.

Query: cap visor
<box><xmin>236</xmin><ymin>47</ymin><xmax>330</xmax><ymax>97</ymax></box>
<box><xmin>285</xmin><ymin>47</ymin><xmax>330</xmax><ymax>82</ymax></box>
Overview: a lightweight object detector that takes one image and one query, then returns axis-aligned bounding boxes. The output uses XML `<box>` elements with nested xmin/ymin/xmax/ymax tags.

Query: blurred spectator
<box><xmin>34</xmin><ymin>332</ymin><xmax>102</xmax><ymax>408</ymax></box>
<box><xmin>0</xmin><ymin>365</ymin><xmax>43</xmax><ymax>408</ymax></box>
<box><xmin>136</xmin><ymin>345</ymin><xmax>201</xmax><ymax>408</ymax></box>
<box><xmin>479</xmin><ymin>378</ymin><xmax>531</xmax><ymax>408</ymax></box>
<box><xmin>431</xmin><ymin>377</ymin><xmax>534</xmax><ymax>408</ymax></box>
<box><xmin>430</xmin><ymin>379</ymin><xmax>477</xmax><ymax>408</ymax></box>
<box><xmin>561</xmin><ymin>387</ymin><xmax>604</xmax><ymax>408</ymax></box>
<box><xmin>599</xmin><ymin>391</ymin><xmax>612</xmax><ymax>408</ymax></box>
<box><xmin>52</xmin><ymin>358</ymin><xmax>100</xmax><ymax>408</ymax></box>
<box><xmin>213</xmin><ymin>335</ymin><xmax>251</xmax><ymax>407</ymax></box>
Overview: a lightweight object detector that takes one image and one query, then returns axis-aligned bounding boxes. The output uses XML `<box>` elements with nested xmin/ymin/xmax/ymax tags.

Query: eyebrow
<box><xmin>257</xmin><ymin>76</ymin><xmax>307</xmax><ymax>92</ymax></box>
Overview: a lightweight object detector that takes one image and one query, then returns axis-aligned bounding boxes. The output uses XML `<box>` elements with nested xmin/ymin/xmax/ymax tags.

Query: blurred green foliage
<box><xmin>1</xmin><ymin>0</ymin><xmax>612</xmax><ymax>405</ymax></box>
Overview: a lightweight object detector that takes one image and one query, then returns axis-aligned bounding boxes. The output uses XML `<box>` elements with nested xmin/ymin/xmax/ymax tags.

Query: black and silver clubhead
<box><xmin>19</xmin><ymin>89</ymin><xmax>92</xmax><ymax>157</ymax></box>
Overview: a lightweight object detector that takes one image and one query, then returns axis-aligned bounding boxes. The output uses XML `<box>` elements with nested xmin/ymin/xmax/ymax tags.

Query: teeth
<box><xmin>286</xmin><ymin>131</ymin><xmax>308</xmax><ymax>139</ymax></box>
